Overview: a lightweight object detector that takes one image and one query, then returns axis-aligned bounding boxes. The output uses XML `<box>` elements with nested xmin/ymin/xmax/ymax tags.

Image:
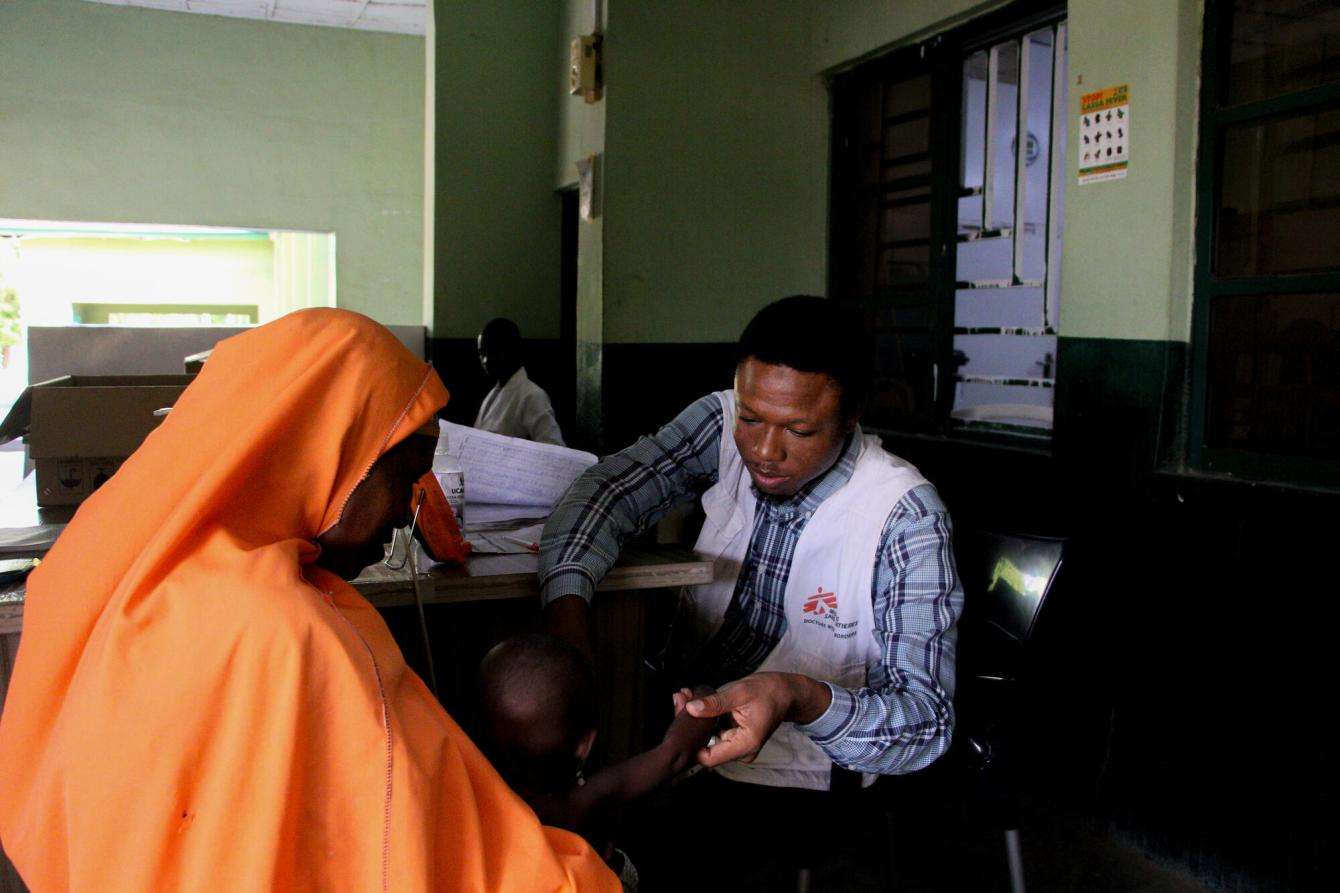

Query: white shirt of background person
<box><xmin>474</xmin><ymin>366</ymin><xmax>565</xmax><ymax>446</ymax></box>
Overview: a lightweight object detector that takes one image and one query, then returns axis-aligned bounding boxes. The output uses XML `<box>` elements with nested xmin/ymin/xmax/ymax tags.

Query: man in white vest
<box><xmin>539</xmin><ymin>296</ymin><xmax>961</xmax><ymax>883</ymax></box>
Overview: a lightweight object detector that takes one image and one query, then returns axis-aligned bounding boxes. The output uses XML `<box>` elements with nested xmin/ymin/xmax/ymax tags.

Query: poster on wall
<box><xmin>1078</xmin><ymin>84</ymin><xmax>1129</xmax><ymax>184</ymax></box>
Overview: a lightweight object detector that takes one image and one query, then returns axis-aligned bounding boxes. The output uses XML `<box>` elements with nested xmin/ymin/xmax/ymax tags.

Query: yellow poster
<box><xmin>1078</xmin><ymin>84</ymin><xmax>1129</xmax><ymax>184</ymax></box>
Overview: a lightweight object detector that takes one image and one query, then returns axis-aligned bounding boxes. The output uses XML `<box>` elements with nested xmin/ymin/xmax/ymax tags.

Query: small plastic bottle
<box><xmin>432</xmin><ymin>432</ymin><xmax>465</xmax><ymax>528</ymax></box>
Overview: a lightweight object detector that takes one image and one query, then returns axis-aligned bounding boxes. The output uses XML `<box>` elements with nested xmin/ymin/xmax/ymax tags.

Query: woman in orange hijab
<box><xmin>0</xmin><ymin>310</ymin><xmax>618</xmax><ymax>892</ymax></box>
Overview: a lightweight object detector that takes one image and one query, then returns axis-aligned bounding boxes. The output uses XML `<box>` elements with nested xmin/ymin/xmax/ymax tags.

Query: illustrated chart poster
<box><xmin>1079</xmin><ymin>84</ymin><xmax>1129</xmax><ymax>184</ymax></box>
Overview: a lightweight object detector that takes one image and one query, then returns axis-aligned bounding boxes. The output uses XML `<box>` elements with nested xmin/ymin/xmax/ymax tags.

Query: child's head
<box><xmin>477</xmin><ymin>633</ymin><xmax>598</xmax><ymax>794</ymax></box>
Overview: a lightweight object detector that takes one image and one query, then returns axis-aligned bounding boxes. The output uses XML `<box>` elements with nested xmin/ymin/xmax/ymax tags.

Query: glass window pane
<box><xmin>1224</xmin><ymin>0</ymin><xmax>1340</xmax><ymax>106</ymax></box>
<box><xmin>955</xmin><ymin>286</ymin><xmax>1046</xmax><ymax>330</ymax></box>
<box><xmin>960</xmin><ymin>51</ymin><xmax>989</xmax><ymax>236</ymax></box>
<box><xmin>957</xmin><ymin>236</ymin><xmax>1013</xmax><ymax>284</ymax></box>
<box><xmin>953</xmin><ymin>333</ymin><xmax>1057</xmax><ymax>380</ymax></box>
<box><xmin>1215</xmin><ymin>107</ymin><xmax>1340</xmax><ymax>277</ymax></box>
<box><xmin>884</xmin><ymin>157</ymin><xmax>932</xmax><ymax>184</ymax></box>
<box><xmin>866</xmin><ymin>297</ymin><xmax>933</xmax><ymax>330</ymax></box>
<box><xmin>881</xmin><ymin>198</ymin><xmax>931</xmax><ymax>243</ymax></box>
<box><xmin>952</xmin><ymin>381</ymin><xmax>1054</xmax><ymax>430</ymax></box>
<box><xmin>1206</xmin><ymin>292</ymin><xmax>1340</xmax><ymax>457</ymax></box>
<box><xmin>853</xmin><ymin>81</ymin><xmax>883</xmax><ymax>187</ymax></box>
<box><xmin>883</xmin><ymin>118</ymin><xmax>930</xmax><ymax>160</ymax></box>
<box><xmin>884</xmin><ymin>73</ymin><xmax>930</xmax><ymax>118</ymax></box>
<box><xmin>1016</xmin><ymin>28</ymin><xmax>1055</xmax><ymax>283</ymax></box>
<box><xmin>878</xmin><ymin>244</ymin><xmax>930</xmax><ymax>288</ymax></box>
<box><xmin>986</xmin><ymin>40</ymin><xmax>1020</xmax><ymax>230</ymax></box>
<box><xmin>868</xmin><ymin>332</ymin><xmax>933</xmax><ymax>421</ymax></box>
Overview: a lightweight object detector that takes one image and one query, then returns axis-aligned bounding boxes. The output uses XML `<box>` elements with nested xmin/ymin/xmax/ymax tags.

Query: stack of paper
<box><xmin>419</xmin><ymin>422</ymin><xmax>599</xmax><ymax>558</ymax></box>
<box><xmin>435</xmin><ymin>421</ymin><xmax>597</xmax><ymax>512</ymax></box>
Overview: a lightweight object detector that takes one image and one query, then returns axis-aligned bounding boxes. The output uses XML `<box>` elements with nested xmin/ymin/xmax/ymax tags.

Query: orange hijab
<box><xmin>0</xmin><ymin>310</ymin><xmax>616</xmax><ymax>892</ymax></box>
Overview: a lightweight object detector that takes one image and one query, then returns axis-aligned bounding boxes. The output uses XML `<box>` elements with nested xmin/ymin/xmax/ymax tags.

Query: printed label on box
<box><xmin>88</xmin><ymin>458</ymin><xmax>121</xmax><ymax>493</ymax></box>
<box><xmin>55</xmin><ymin>460</ymin><xmax>87</xmax><ymax>496</ymax></box>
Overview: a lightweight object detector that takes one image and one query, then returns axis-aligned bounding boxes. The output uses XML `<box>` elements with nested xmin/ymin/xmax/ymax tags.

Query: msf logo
<box><xmin>802</xmin><ymin>587</ymin><xmax>838</xmax><ymax>616</ymax></box>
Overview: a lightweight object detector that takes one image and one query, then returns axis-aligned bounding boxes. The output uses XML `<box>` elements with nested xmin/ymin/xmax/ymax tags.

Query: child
<box><xmin>476</xmin><ymin>634</ymin><xmax>715</xmax><ymax>875</ymax></box>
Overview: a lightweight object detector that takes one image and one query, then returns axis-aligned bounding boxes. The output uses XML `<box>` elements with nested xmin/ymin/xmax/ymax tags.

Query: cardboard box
<box><xmin>0</xmin><ymin>375</ymin><xmax>193</xmax><ymax>506</ymax></box>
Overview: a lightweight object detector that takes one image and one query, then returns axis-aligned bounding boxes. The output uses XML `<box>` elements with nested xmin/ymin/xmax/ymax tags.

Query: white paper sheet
<box><xmin>463</xmin><ymin>502</ymin><xmax>549</xmax><ymax>530</ymax></box>
<box><xmin>465</xmin><ymin>522</ymin><xmax>546</xmax><ymax>556</ymax></box>
<box><xmin>436</xmin><ymin>421</ymin><xmax>596</xmax><ymax>508</ymax></box>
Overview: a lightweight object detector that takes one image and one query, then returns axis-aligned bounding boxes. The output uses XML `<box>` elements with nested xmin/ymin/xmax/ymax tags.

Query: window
<box><xmin>830</xmin><ymin>4</ymin><xmax>1067</xmax><ymax>442</ymax></box>
<box><xmin>71</xmin><ymin>303</ymin><xmax>259</xmax><ymax>326</ymax></box>
<box><xmin>954</xmin><ymin>23</ymin><xmax>1066</xmax><ymax>437</ymax></box>
<box><xmin>1191</xmin><ymin>1</ymin><xmax>1340</xmax><ymax>484</ymax></box>
<box><xmin>0</xmin><ymin>219</ymin><xmax>336</xmax><ymax>455</ymax></box>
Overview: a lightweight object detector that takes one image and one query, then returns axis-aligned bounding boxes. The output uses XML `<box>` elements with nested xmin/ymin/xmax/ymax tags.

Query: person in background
<box><xmin>475</xmin><ymin>317</ymin><xmax>565</xmax><ymax>445</ymax></box>
<box><xmin>0</xmin><ymin>310</ymin><xmax>617</xmax><ymax>891</ymax></box>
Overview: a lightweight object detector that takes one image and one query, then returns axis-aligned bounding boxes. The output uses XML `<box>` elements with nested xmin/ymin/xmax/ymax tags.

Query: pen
<box><xmin>503</xmin><ymin>535</ymin><xmax>539</xmax><ymax>553</ymax></box>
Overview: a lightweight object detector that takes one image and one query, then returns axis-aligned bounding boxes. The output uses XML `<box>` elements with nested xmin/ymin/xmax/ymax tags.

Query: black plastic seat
<box><xmin>950</xmin><ymin>530</ymin><xmax>1069</xmax><ymax>893</ymax></box>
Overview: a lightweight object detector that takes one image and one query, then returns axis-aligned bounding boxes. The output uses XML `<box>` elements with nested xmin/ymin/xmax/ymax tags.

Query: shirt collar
<box><xmin>495</xmin><ymin>366</ymin><xmax>527</xmax><ymax>392</ymax></box>
<box><xmin>754</xmin><ymin>427</ymin><xmax>863</xmax><ymax>520</ymax></box>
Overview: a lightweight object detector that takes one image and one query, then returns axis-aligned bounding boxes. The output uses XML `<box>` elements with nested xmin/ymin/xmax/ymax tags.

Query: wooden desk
<box><xmin>356</xmin><ymin>544</ymin><xmax>711</xmax><ymax>607</ymax></box>
<box><xmin>0</xmin><ymin>545</ymin><xmax>711</xmax><ymax>636</ymax></box>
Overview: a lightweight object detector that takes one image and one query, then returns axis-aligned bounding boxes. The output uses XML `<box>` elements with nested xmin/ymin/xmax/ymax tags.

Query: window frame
<box><xmin>1188</xmin><ymin>0</ymin><xmax>1340</xmax><ymax>487</ymax></box>
<box><xmin>826</xmin><ymin>0</ymin><xmax>1067</xmax><ymax>449</ymax></box>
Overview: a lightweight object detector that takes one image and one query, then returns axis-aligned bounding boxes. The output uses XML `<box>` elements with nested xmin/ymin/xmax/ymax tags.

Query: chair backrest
<box><xmin>956</xmin><ymin>530</ymin><xmax>1067</xmax><ymax>685</ymax></box>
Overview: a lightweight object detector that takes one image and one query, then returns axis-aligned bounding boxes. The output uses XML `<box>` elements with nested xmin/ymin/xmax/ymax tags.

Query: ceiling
<box><xmin>81</xmin><ymin>1</ymin><xmax>427</xmax><ymax>36</ymax></box>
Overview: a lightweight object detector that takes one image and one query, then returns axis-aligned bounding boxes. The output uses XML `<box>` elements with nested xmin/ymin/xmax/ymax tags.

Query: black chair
<box><xmin>951</xmin><ymin>530</ymin><xmax>1069</xmax><ymax>893</ymax></box>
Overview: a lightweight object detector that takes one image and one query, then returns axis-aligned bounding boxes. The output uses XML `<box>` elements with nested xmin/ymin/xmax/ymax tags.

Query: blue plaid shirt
<box><xmin>540</xmin><ymin>394</ymin><xmax>961</xmax><ymax>776</ymax></box>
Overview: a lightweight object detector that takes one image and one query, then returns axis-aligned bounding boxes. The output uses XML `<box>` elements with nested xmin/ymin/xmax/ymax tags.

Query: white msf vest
<box><xmin>678</xmin><ymin>390</ymin><xmax>929</xmax><ymax>791</ymax></box>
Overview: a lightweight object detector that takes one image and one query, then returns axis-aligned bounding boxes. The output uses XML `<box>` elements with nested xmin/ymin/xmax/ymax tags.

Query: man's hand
<box><xmin>541</xmin><ymin>594</ymin><xmax>593</xmax><ymax>659</ymax></box>
<box><xmin>684</xmin><ymin>672</ymin><xmax>832</xmax><ymax>768</ymax></box>
<box><xmin>659</xmin><ymin>687</ymin><xmax>718</xmax><ymax>773</ymax></box>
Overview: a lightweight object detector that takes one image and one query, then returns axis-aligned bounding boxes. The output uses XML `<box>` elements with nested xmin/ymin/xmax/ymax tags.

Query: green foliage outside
<box><xmin>0</xmin><ymin>287</ymin><xmax>19</xmax><ymax>349</ymax></box>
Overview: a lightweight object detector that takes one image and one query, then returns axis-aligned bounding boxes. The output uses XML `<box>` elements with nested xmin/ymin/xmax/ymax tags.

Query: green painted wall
<box><xmin>1059</xmin><ymin>0</ymin><xmax>1202</xmax><ymax>342</ymax></box>
<box><xmin>0</xmin><ymin>0</ymin><xmax>425</xmax><ymax>325</ymax></box>
<box><xmin>444</xmin><ymin>0</ymin><xmax>1204</xmax><ymax>347</ymax></box>
<box><xmin>602</xmin><ymin>0</ymin><xmax>828</xmax><ymax>343</ymax></box>
<box><xmin>807</xmin><ymin>0</ymin><xmax>1008</xmax><ymax>73</ymax></box>
<box><xmin>557</xmin><ymin>0</ymin><xmax>606</xmax><ymax>189</ymax></box>
<box><xmin>807</xmin><ymin>0</ymin><xmax>1204</xmax><ymax>344</ymax></box>
<box><xmin>433</xmin><ymin>0</ymin><xmax>563</xmax><ymax>340</ymax></box>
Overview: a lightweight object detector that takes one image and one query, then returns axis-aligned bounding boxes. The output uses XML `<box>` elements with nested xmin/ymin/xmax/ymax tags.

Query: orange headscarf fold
<box><xmin>0</xmin><ymin>309</ymin><xmax>615</xmax><ymax>892</ymax></box>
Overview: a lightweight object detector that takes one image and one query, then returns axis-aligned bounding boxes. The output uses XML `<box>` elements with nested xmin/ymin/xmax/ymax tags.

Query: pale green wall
<box><xmin>423</xmin><ymin>3</ymin><xmax>439</xmax><ymax>333</ymax></box>
<box><xmin>557</xmin><ymin>0</ymin><xmax>606</xmax><ymax>189</ymax></box>
<box><xmin>0</xmin><ymin>0</ymin><xmax>425</xmax><ymax>326</ymax></box>
<box><xmin>808</xmin><ymin>0</ymin><xmax>1009</xmax><ymax>73</ymax></box>
<box><xmin>450</xmin><ymin>0</ymin><xmax>1204</xmax><ymax>348</ymax></box>
<box><xmin>1058</xmin><ymin>0</ymin><xmax>1202</xmax><ymax>342</ymax></box>
<box><xmin>433</xmin><ymin>0</ymin><xmax>563</xmax><ymax>340</ymax></box>
<box><xmin>602</xmin><ymin>0</ymin><xmax>828</xmax><ymax>343</ymax></box>
<box><xmin>808</xmin><ymin>0</ymin><xmax>1204</xmax><ymax>343</ymax></box>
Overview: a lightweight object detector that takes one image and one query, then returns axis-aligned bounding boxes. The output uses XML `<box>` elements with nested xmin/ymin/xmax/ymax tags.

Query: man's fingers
<box><xmin>696</xmin><ymin>726</ymin><xmax>758</xmax><ymax>768</ymax></box>
<box><xmin>686</xmin><ymin>683</ymin><xmax>747</xmax><ymax>719</ymax></box>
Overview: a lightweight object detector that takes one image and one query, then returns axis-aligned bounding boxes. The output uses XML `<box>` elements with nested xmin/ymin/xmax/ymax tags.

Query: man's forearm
<box><xmin>542</xmin><ymin>594</ymin><xmax>593</xmax><ymax>657</ymax></box>
<box><xmin>538</xmin><ymin>395</ymin><xmax>724</xmax><ymax>606</ymax></box>
<box><xmin>798</xmin><ymin>684</ymin><xmax>955</xmax><ymax>775</ymax></box>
